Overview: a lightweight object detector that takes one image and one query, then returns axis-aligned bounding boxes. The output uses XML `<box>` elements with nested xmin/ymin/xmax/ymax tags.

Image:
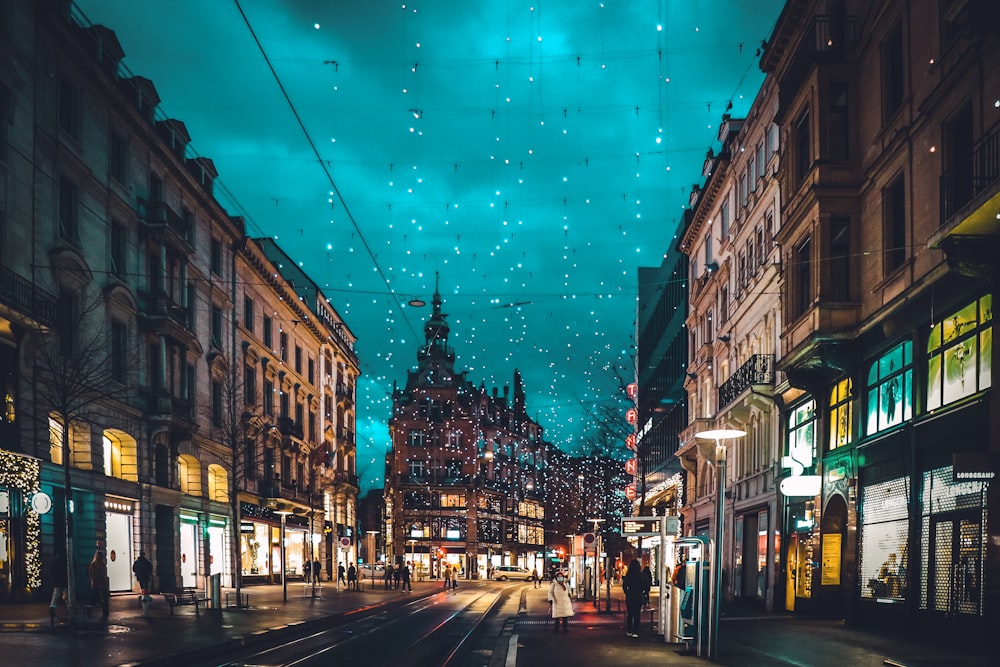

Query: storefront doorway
<box><xmin>179</xmin><ymin>520</ymin><xmax>199</xmax><ymax>588</ymax></box>
<box><xmin>928</xmin><ymin>512</ymin><xmax>983</xmax><ymax>616</ymax></box>
<box><xmin>105</xmin><ymin>507</ymin><xmax>133</xmax><ymax>592</ymax></box>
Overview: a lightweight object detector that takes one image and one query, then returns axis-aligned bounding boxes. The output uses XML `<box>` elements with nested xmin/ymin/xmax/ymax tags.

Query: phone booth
<box><xmin>674</xmin><ymin>536</ymin><xmax>711</xmax><ymax>657</ymax></box>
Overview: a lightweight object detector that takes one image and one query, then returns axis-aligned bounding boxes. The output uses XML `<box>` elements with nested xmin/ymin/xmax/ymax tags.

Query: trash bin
<box><xmin>209</xmin><ymin>573</ymin><xmax>221</xmax><ymax>609</ymax></box>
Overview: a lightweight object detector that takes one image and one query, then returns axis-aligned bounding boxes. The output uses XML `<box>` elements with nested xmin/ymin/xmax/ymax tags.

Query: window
<box><xmin>828</xmin><ymin>378</ymin><xmax>853</xmax><ymax>449</ymax></box>
<box><xmin>766</xmin><ymin>123</ymin><xmax>779</xmax><ymax>164</ymax></box>
<box><xmin>408</xmin><ymin>430</ymin><xmax>426</xmax><ymax>447</ymax></box>
<box><xmin>210</xmin><ymin>237</ymin><xmax>222</xmax><ymax>276</ymax></box>
<box><xmin>882</xmin><ymin>23</ymin><xmax>904</xmax><ymax>123</ymax></box>
<box><xmin>927</xmin><ymin>294</ymin><xmax>992</xmax><ymax>410</ymax></box>
<box><xmin>110</xmin><ymin>221</ymin><xmax>127</xmax><ymax>278</ymax></box>
<box><xmin>244</xmin><ymin>364</ymin><xmax>257</xmax><ymax>407</ymax></box>
<box><xmin>740</xmin><ymin>171</ymin><xmax>748</xmax><ymax>206</ymax></box>
<box><xmin>211</xmin><ymin>305</ymin><xmax>223</xmax><ymax>348</ymax></box>
<box><xmin>883</xmin><ymin>175</ymin><xmax>906</xmax><ymax>272</ymax></box>
<box><xmin>756</xmin><ymin>141</ymin><xmax>766</xmax><ymax>182</ymax></box>
<box><xmin>307</xmin><ymin>357</ymin><xmax>315</xmax><ymax>384</ymax></box>
<box><xmin>263</xmin><ymin>378</ymin><xmax>274</xmax><ymax>415</ymax></box>
<box><xmin>720</xmin><ymin>285</ymin><xmax>729</xmax><ymax>325</ymax></box>
<box><xmin>295</xmin><ymin>401</ymin><xmax>304</xmax><ymax>428</ymax></box>
<box><xmin>110</xmin><ymin>320</ymin><xmax>127</xmax><ymax>383</ymax></box>
<box><xmin>793</xmin><ymin>237</ymin><xmax>812</xmax><ymax>319</ymax></box>
<box><xmin>58</xmin><ymin>77</ymin><xmax>79</xmax><ymax>138</ymax></box>
<box><xmin>263</xmin><ymin>316</ymin><xmax>272</xmax><ymax>348</ymax></box>
<box><xmin>795</xmin><ymin>109</ymin><xmax>811</xmax><ymax>184</ymax></box>
<box><xmin>280</xmin><ymin>332</ymin><xmax>288</xmax><ymax>362</ymax></box>
<box><xmin>748</xmin><ymin>155</ymin><xmax>757</xmax><ymax>191</ymax></box>
<box><xmin>787</xmin><ymin>399</ymin><xmax>816</xmax><ymax>471</ymax></box>
<box><xmin>212</xmin><ymin>380</ymin><xmax>223</xmax><ymax>426</ymax></box>
<box><xmin>409</xmin><ymin>460</ymin><xmax>426</xmax><ymax>479</ymax></box>
<box><xmin>829</xmin><ymin>216</ymin><xmax>851</xmax><ymax>301</ymax></box>
<box><xmin>109</xmin><ymin>131</ymin><xmax>128</xmax><ymax>182</ymax></box>
<box><xmin>244</xmin><ymin>296</ymin><xmax>254</xmax><ymax>333</ymax></box>
<box><xmin>828</xmin><ymin>82</ymin><xmax>850</xmax><ymax>161</ymax></box>
<box><xmin>57</xmin><ymin>289</ymin><xmax>80</xmax><ymax>358</ymax></box>
<box><xmin>446</xmin><ymin>430</ymin><xmax>462</xmax><ymax>448</ymax></box>
<box><xmin>720</xmin><ymin>201</ymin><xmax>730</xmax><ymax>238</ymax></box>
<box><xmin>279</xmin><ymin>389</ymin><xmax>289</xmax><ymax>419</ymax></box>
<box><xmin>440</xmin><ymin>493</ymin><xmax>464</xmax><ymax>508</ymax></box>
<box><xmin>182</xmin><ymin>208</ymin><xmax>195</xmax><ymax>245</ymax></box>
<box><xmin>866</xmin><ymin>340</ymin><xmax>913</xmax><ymax>436</ymax></box>
<box><xmin>704</xmin><ymin>234</ymin><xmax>712</xmax><ymax>265</ymax></box>
<box><xmin>58</xmin><ymin>176</ymin><xmax>79</xmax><ymax>242</ymax></box>
<box><xmin>445</xmin><ymin>458</ymin><xmax>463</xmax><ymax>478</ymax></box>
<box><xmin>148</xmin><ymin>172</ymin><xmax>163</xmax><ymax>202</ymax></box>
<box><xmin>295</xmin><ymin>345</ymin><xmax>302</xmax><ymax>373</ymax></box>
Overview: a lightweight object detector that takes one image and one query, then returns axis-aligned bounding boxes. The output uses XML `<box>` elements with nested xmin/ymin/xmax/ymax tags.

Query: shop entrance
<box><xmin>785</xmin><ymin>532</ymin><xmax>812</xmax><ymax>611</ymax></box>
<box><xmin>928</xmin><ymin>511</ymin><xmax>983</xmax><ymax>616</ymax></box>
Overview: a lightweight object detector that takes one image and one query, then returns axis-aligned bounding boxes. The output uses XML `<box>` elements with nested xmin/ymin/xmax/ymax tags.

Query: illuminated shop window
<box><xmin>866</xmin><ymin>341</ymin><xmax>912</xmax><ymax>436</ymax></box>
<box><xmin>828</xmin><ymin>378</ymin><xmax>853</xmax><ymax>449</ymax></box>
<box><xmin>787</xmin><ymin>400</ymin><xmax>816</xmax><ymax>467</ymax></box>
<box><xmin>926</xmin><ymin>294</ymin><xmax>992</xmax><ymax>410</ymax></box>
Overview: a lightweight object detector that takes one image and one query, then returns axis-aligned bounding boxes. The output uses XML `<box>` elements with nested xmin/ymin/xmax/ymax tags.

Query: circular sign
<box><xmin>30</xmin><ymin>492</ymin><xmax>53</xmax><ymax>515</ymax></box>
<box><xmin>583</xmin><ymin>532</ymin><xmax>595</xmax><ymax>544</ymax></box>
<box><xmin>340</xmin><ymin>537</ymin><xmax>351</xmax><ymax>547</ymax></box>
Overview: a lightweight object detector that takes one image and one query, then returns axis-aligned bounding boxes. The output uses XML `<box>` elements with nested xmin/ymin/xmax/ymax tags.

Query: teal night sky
<box><xmin>75</xmin><ymin>0</ymin><xmax>783</xmax><ymax>492</ymax></box>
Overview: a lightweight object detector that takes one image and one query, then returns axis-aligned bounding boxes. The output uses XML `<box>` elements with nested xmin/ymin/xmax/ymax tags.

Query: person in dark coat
<box><xmin>312</xmin><ymin>559</ymin><xmax>322</xmax><ymax>583</ymax></box>
<box><xmin>49</xmin><ymin>550</ymin><xmax>69</xmax><ymax>625</ymax></box>
<box><xmin>384</xmin><ymin>563</ymin><xmax>394</xmax><ymax>589</ymax></box>
<box><xmin>401</xmin><ymin>561</ymin><xmax>412</xmax><ymax>591</ymax></box>
<box><xmin>641</xmin><ymin>565</ymin><xmax>653</xmax><ymax>609</ymax></box>
<box><xmin>347</xmin><ymin>564</ymin><xmax>358</xmax><ymax>590</ymax></box>
<box><xmin>622</xmin><ymin>559</ymin><xmax>645</xmax><ymax>638</ymax></box>
<box><xmin>338</xmin><ymin>563</ymin><xmax>346</xmax><ymax>586</ymax></box>
<box><xmin>133</xmin><ymin>551</ymin><xmax>154</xmax><ymax>597</ymax></box>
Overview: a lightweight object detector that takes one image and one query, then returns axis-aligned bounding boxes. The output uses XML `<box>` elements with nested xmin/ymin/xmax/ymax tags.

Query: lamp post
<box><xmin>408</xmin><ymin>538</ymin><xmax>417</xmax><ymax>580</ymax></box>
<box><xmin>588</xmin><ymin>518</ymin><xmax>606</xmax><ymax>611</ymax></box>
<box><xmin>274</xmin><ymin>509</ymin><xmax>293</xmax><ymax>602</ymax></box>
<box><xmin>367</xmin><ymin>530</ymin><xmax>379</xmax><ymax>591</ymax></box>
<box><xmin>694</xmin><ymin>428</ymin><xmax>745</xmax><ymax>662</ymax></box>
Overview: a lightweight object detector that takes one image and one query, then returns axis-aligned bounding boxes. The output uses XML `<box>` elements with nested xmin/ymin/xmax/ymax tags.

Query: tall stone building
<box><xmin>385</xmin><ymin>282</ymin><xmax>548</xmax><ymax>579</ymax></box>
<box><xmin>0</xmin><ymin>0</ymin><xmax>356</xmax><ymax>604</ymax></box>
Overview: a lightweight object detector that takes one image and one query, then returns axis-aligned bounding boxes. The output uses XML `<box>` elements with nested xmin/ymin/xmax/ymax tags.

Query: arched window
<box><xmin>207</xmin><ymin>464</ymin><xmax>229</xmax><ymax>502</ymax></box>
<box><xmin>49</xmin><ymin>414</ymin><xmax>92</xmax><ymax>469</ymax></box>
<box><xmin>178</xmin><ymin>454</ymin><xmax>202</xmax><ymax>496</ymax></box>
<box><xmin>103</xmin><ymin>429</ymin><xmax>138</xmax><ymax>481</ymax></box>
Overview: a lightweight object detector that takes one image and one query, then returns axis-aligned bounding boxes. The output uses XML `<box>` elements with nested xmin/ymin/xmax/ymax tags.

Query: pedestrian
<box><xmin>394</xmin><ymin>562</ymin><xmax>402</xmax><ymax>589</ymax></box>
<box><xmin>49</xmin><ymin>550</ymin><xmax>68</xmax><ymax>626</ymax></box>
<box><xmin>401</xmin><ymin>561</ymin><xmax>412</xmax><ymax>591</ymax></box>
<box><xmin>338</xmin><ymin>563</ymin><xmax>347</xmax><ymax>586</ymax></box>
<box><xmin>88</xmin><ymin>550</ymin><xmax>110</xmax><ymax>622</ymax></box>
<box><xmin>312</xmin><ymin>559</ymin><xmax>322</xmax><ymax>583</ymax></box>
<box><xmin>132</xmin><ymin>551</ymin><xmax>153</xmax><ymax>598</ymax></box>
<box><xmin>622</xmin><ymin>559</ymin><xmax>644</xmax><ymax>638</ymax></box>
<box><xmin>531</xmin><ymin>567</ymin><xmax>541</xmax><ymax>588</ymax></box>
<box><xmin>547</xmin><ymin>569</ymin><xmax>574</xmax><ymax>632</ymax></box>
<box><xmin>443</xmin><ymin>563</ymin><xmax>452</xmax><ymax>589</ymax></box>
<box><xmin>641</xmin><ymin>564</ymin><xmax>653</xmax><ymax>609</ymax></box>
<box><xmin>347</xmin><ymin>563</ymin><xmax>357</xmax><ymax>590</ymax></box>
<box><xmin>384</xmin><ymin>563</ymin><xmax>393</xmax><ymax>589</ymax></box>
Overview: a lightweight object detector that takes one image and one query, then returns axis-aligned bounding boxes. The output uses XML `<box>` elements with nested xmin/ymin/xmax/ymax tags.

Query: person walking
<box><xmin>88</xmin><ymin>550</ymin><xmax>110</xmax><ymax>622</ymax></box>
<box><xmin>547</xmin><ymin>570</ymin><xmax>574</xmax><ymax>632</ymax></box>
<box><xmin>622</xmin><ymin>559</ymin><xmax>644</xmax><ymax>638</ymax></box>
<box><xmin>338</xmin><ymin>563</ymin><xmax>347</xmax><ymax>586</ymax></box>
<box><xmin>49</xmin><ymin>550</ymin><xmax>68</xmax><ymax>627</ymax></box>
<box><xmin>443</xmin><ymin>563</ymin><xmax>452</xmax><ymax>589</ymax></box>
<box><xmin>641</xmin><ymin>564</ymin><xmax>653</xmax><ymax>609</ymax></box>
<box><xmin>531</xmin><ymin>567</ymin><xmax>541</xmax><ymax>589</ymax></box>
<box><xmin>384</xmin><ymin>563</ymin><xmax>394</xmax><ymax>589</ymax></box>
<box><xmin>401</xmin><ymin>561</ymin><xmax>412</xmax><ymax>591</ymax></box>
<box><xmin>132</xmin><ymin>551</ymin><xmax>153</xmax><ymax>597</ymax></box>
<box><xmin>347</xmin><ymin>563</ymin><xmax>358</xmax><ymax>590</ymax></box>
<box><xmin>312</xmin><ymin>559</ymin><xmax>322</xmax><ymax>583</ymax></box>
<box><xmin>394</xmin><ymin>562</ymin><xmax>403</xmax><ymax>589</ymax></box>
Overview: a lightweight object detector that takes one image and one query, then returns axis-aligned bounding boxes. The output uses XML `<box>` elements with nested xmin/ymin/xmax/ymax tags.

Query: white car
<box><xmin>492</xmin><ymin>565</ymin><xmax>532</xmax><ymax>581</ymax></box>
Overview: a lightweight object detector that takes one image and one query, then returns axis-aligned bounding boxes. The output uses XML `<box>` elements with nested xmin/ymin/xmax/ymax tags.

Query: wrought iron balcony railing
<box><xmin>718</xmin><ymin>354</ymin><xmax>775</xmax><ymax>409</ymax></box>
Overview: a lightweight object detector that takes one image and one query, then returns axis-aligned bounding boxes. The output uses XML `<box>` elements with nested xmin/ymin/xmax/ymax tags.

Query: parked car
<box><xmin>491</xmin><ymin>565</ymin><xmax>532</xmax><ymax>581</ymax></box>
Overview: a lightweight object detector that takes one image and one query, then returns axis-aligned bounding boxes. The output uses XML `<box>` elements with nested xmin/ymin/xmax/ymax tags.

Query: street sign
<box><xmin>582</xmin><ymin>532</ymin><xmax>596</xmax><ymax>552</ymax></box>
<box><xmin>340</xmin><ymin>536</ymin><xmax>351</xmax><ymax>547</ymax></box>
<box><xmin>621</xmin><ymin>515</ymin><xmax>679</xmax><ymax>537</ymax></box>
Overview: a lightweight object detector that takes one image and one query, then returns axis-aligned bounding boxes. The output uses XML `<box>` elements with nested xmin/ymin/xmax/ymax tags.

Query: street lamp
<box><xmin>588</xmin><ymin>518</ymin><xmax>607</xmax><ymax>611</ymax></box>
<box><xmin>274</xmin><ymin>509</ymin><xmax>293</xmax><ymax>602</ymax></box>
<box><xmin>694</xmin><ymin>428</ymin><xmax>745</xmax><ymax>662</ymax></box>
<box><xmin>367</xmin><ymin>530</ymin><xmax>379</xmax><ymax>591</ymax></box>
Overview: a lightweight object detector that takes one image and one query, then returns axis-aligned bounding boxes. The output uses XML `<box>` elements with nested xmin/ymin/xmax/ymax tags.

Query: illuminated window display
<box><xmin>926</xmin><ymin>294</ymin><xmax>992</xmax><ymax>410</ymax></box>
<box><xmin>828</xmin><ymin>378</ymin><xmax>853</xmax><ymax>449</ymax></box>
<box><xmin>242</xmin><ymin>523</ymin><xmax>269</xmax><ymax>575</ymax></box>
<box><xmin>866</xmin><ymin>341</ymin><xmax>912</xmax><ymax>436</ymax></box>
<box><xmin>859</xmin><ymin>476</ymin><xmax>909</xmax><ymax>603</ymax></box>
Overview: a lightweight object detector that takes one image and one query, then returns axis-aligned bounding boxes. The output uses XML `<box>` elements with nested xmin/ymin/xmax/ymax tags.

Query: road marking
<box><xmin>505</xmin><ymin>633</ymin><xmax>519</xmax><ymax>667</ymax></box>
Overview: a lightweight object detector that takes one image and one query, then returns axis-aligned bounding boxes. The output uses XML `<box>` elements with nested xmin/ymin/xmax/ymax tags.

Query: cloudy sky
<box><xmin>75</xmin><ymin>0</ymin><xmax>783</xmax><ymax>491</ymax></box>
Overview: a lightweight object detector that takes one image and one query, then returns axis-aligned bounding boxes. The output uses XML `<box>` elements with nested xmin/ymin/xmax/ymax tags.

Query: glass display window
<box><xmin>866</xmin><ymin>341</ymin><xmax>912</xmax><ymax>436</ymax></box>
<box><xmin>926</xmin><ymin>294</ymin><xmax>992</xmax><ymax>410</ymax></box>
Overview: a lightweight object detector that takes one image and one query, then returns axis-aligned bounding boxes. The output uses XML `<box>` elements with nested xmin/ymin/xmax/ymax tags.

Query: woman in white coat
<box><xmin>547</xmin><ymin>570</ymin><xmax>574</xmax><ymax>631</ymax></box>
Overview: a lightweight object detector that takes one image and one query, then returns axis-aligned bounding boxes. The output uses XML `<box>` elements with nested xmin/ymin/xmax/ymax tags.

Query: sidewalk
<box><xmin>0</xmin><ymin>578</ymin><xmax>441</xmax><ymax>667</ymax></box>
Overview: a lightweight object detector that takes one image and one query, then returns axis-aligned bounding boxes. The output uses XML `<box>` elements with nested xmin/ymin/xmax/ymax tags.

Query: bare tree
<box><xmin>24</xmin><ymin>292</ymin><xmax>135</xmax><ymax>624</ymax></box>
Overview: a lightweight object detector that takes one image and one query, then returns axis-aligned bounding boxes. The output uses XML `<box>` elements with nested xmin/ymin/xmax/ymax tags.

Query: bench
<box><xmin>163</xmin><ymin>588</ymin><xmax>204</xmax><ymax>615</ymax></box>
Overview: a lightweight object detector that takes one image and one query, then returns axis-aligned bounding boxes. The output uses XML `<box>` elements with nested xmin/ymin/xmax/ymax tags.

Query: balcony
<box><xmin>936</xmin><ymin>121</ymin><xmax>1000</xmax><ymax>248</ymax></box>
<box><xmin>137</xmin><ymin>198</ymin><xmax>194</xmax><ymax>255</ymax></box>
<box><xmin>136</xmin><ymin>291</ymin><xmax>195</xmax><ymax>345</ymax></box>
<box><xmin>335</xmin><ymin>382</ymin><xmax>354</xmax><ymax>404</ymax></box>
<box><xmin>718</xmin><ymin>354</ymin><xmax>775</xmax><ymax>410</ymax></box>
<box><xmin>277</xmin><ymin>416</ymin><xmax>304</xmax><ymax>440</ymax></box>
<box><xmin>0</xmin><ymin>265</ymin><xmax>57</xmax><ymax>327</ymax></box>
<box><xmin>776</xmin><ymin>15</ymin><xmax>860</xmax><ymax>111</ymax></box>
